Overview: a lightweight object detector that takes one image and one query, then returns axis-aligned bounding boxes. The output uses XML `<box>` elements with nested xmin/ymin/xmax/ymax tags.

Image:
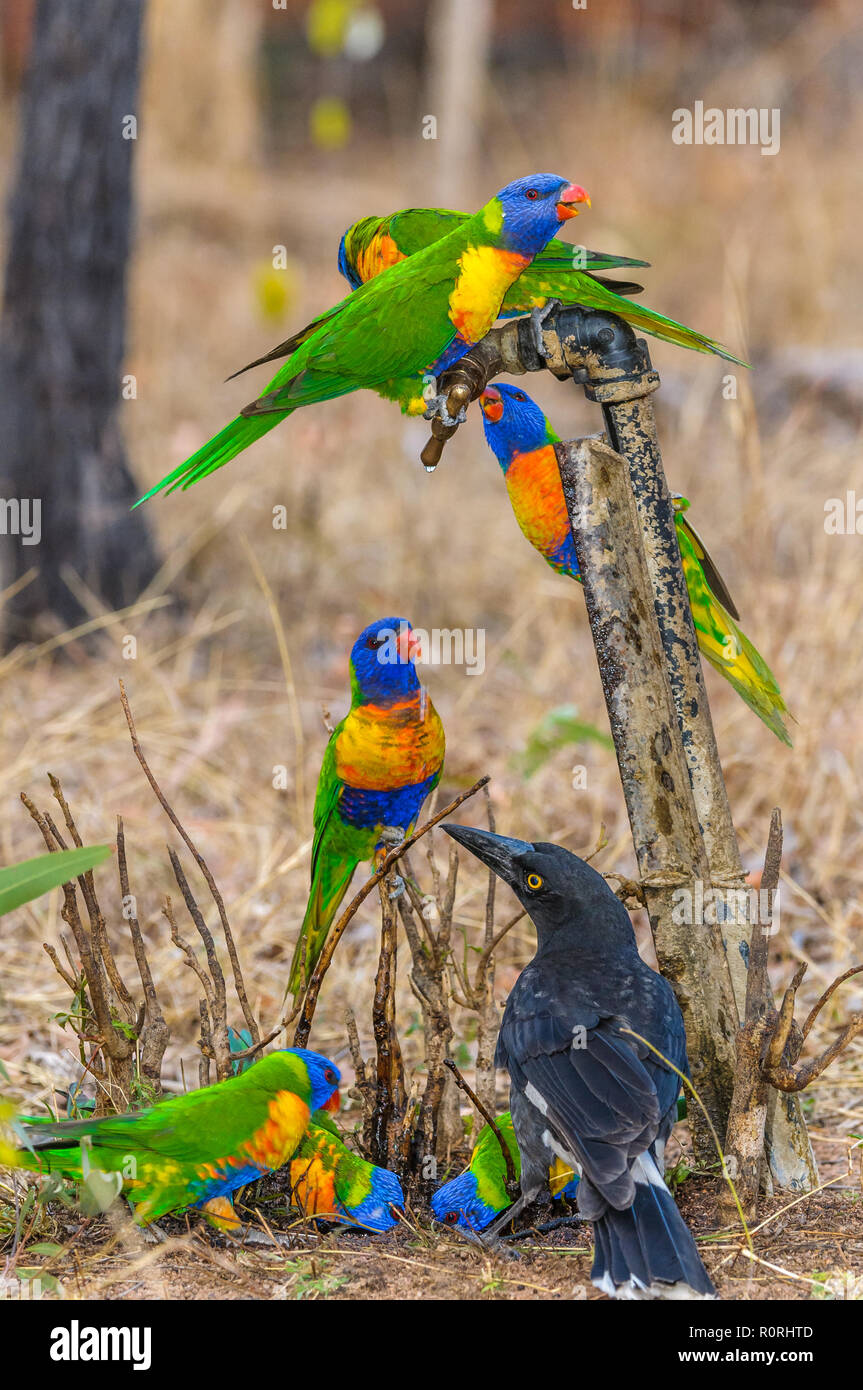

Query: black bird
<box><xmin>444</xmin><ymin>824</ymin><xmax>715</xmax><ymax>1300</ymax></box>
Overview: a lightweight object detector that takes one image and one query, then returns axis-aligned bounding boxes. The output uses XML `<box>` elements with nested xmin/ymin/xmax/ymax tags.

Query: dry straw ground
<box><xmin>1</xmin><ymin>3</ymin><xmax>861</xmax><ymax>1299</ymax></box>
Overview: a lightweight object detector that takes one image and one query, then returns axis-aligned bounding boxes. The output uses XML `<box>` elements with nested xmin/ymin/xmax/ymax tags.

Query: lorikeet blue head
<box><xmin>347</xmin><ymin>1166</ymin><xmax>405</xmax><ymax>1232</ymax></box>
<box><xmin>349</xmin><ymin>616</ymin><xmax>422</xmax><ymax>705</ymax></box>
<box><xmin>479</xmin><ymin>383</ymin><xmax>552</xmax><ymax>471</ymax></box>
<box><xmin>493</xmin><ymin>174</ymin><xmax>590</xmax><ymax>258</ymax></box>
<box><xmin>287</xmin><ymin>1048</ymin><xmax>342</xmax><ymax>1112</ymax></box>
<box><xmin>430</xmin><ymin>1169</ymin><xmax>500</xmax><ymax>1232</ymax></box>
<box><xmin>337</xmin><ymin>231</ymin><xmax>361</xmax><ymax>289</ymax></box>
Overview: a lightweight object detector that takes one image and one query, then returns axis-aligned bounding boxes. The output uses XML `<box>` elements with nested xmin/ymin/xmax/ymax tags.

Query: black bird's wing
<box><xmin>501</xmin><ymin>1006</ymin><xmax>669</xmax><ymax>1211</ymax></box>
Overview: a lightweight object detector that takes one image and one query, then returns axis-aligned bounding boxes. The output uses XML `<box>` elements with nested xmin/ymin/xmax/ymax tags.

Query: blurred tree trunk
<box><xmin>0</xmin><ymin>0</ymin><xmax>158</xmax><ymax>645</ymax></box>
<box><xmin>426</xmin><ymin>0</ymin><xmax>493</xmax><ymax>208</ymax></box>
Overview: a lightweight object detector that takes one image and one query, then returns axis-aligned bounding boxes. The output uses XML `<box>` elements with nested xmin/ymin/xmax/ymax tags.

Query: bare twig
<box><xmin>368</xmin><ymin>871</ymin><xmax>408</xmax><ymax>1172</ymax></box>
<box><xmin>444</xmin><ymin>1058</ymin><xmax>517</xmax><ymax>1191</ymax></box>
<box><xmin>118</xmin><ymin>679</ymin><xmax>259</xmax><ymax>1045</ymax></box>
<box><xmin>116</xmin><ymin>816</ymin><xmax>168</xmax><ymax>1091</ymax></box>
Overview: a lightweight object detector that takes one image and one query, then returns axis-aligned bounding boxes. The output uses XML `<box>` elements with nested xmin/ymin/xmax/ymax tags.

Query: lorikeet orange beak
<box><xmin>479</xmin><ymin>386</ymin><xmax>504</xmax><ymax>423</ymax></box>
<box><xmin>556</xmin><ymin>183</ymin><xmax>591</xmax><ymax>220</ymax></box>
<box><xmin>396</xmin><ymin>624</ymin><xmax>421</xmax><ymax>663</ymax></box>
<box><xmin>322</xmin><ymin>1089</ymin><xmax>341</xmax><ymax>1113</ymax></box>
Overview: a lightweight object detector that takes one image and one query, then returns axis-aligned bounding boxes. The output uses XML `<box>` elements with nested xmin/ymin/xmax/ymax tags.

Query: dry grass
<box><xmin>1</xmin><ymin>2</ymin><xmax>862</xmax><ymax>1299</ymax></box>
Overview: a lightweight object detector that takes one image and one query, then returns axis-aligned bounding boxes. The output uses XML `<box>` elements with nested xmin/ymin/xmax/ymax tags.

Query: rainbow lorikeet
<box><xmin>288</xmin><ymin>616</ymin><xmax>444</xmax><ymax>994</ymax></box>
<box><xmin>287</xmin><ymin>1111</ymin><xmax>404</xmax><ymax>1232</ymax></box>
<box><xmin>136</xmin><ymin>173</ymin><xmax>589</xmax><ymax>502</ymax></box>
<box><xmin>337</xmin><ymin>207</ymin><xmax>744</xmax><ymax>364</ymax></box>
<box><xmin>430</xmin><ymin>1111</ymin><xmax>579</xmax><ymax>1233</ymax></box>
<box><xmin>12</xmin><ymin>1049</ymin><xmax>340</xmax><ymax>1225</ymax></box>
<box><xmin>479</xmin><ymin>383</ymin><xmax>792</xmax><ymax>745</ymax></box>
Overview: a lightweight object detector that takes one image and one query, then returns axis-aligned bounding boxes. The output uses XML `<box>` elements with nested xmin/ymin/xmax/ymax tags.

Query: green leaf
<box><xmin>79</xmin><ymin>1168</ymin><xmax>124</xmax><ymax>1216</ymax></box>
<box><xmin>26</xmin><ymin>1242</ymin><xmax>63</xmax><ymax>1256</ymax></box>
<box><xmin>0</xmin><ymin>844</ymin><xmax>112</xmax><ymax>917</ymax></box>
<box><xmin>515</xmin><ymin>705</ymin><xmax>613</xmax><ymax>779</ymax></box>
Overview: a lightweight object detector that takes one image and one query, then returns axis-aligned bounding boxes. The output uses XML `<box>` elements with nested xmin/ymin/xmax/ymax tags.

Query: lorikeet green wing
<box><xmin>13</xmin><ymin>1048</ymin><xmax>340</xmax><ymax>1223</ymax></box>
<box><xmin>479</xmin><ymin>383</ymin><xmax>792</xmax><ymax>745</ymax></box>
<box><xmin>288</xmin><ymin>617</ymin><xmax>444</xmax><ymax>995</ymax></box>
<box><xmin>136</xmin><ymin>173</ymin><xmax>588</xmax><ymax>502</ymax></box>
<box><xmin>339</xmin><ymin>208</ymin><xmax>648</xmax><ymax>293</ymax></box>
<box><xmin>337</xmin><ymin>206</ymin><xmax>746</xmax><ymax>364</ymax></box>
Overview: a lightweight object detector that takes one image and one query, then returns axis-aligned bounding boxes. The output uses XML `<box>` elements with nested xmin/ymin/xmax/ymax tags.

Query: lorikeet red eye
<box><xmin>366</xmin><ymin>636</ymin><xmax>384</xmax><ymax>650</ymax></box>
<box><xmin>512</xmin><ymin>391</ymin><xmax>527</xmax><ymax>401</ymax></box>
<box><xmin>525</xmin><ymin>188</ymin><xmax>539</xmax><ymax>200</ymax></box>
<box><xmin>324</xmin><ymin>1067</ymin><xmax>337</xmax><ymax>1084</ymax></box>
<box><xmin>443</xmin><ymin>1210</ymin><xmax>459</xmax><ymax>1224</ymax></box>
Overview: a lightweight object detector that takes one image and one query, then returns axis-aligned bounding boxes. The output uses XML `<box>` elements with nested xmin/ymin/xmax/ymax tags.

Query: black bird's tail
<box><xmin>592</xmin><ymin>1153</ymin><xmax>715</xmax><ymax>1299</ymax></box>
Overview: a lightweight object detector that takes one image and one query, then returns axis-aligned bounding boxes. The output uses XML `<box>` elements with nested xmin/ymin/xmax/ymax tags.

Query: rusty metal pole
<box><xmin>423</xmin><ymin>307</ymin><xmax>817</xmax><ymax>1190</ymax></box>
<box><xmin>557</xmin><ymin>435</ymin><xmax>737</xmax><ymax>1156</ymax></box>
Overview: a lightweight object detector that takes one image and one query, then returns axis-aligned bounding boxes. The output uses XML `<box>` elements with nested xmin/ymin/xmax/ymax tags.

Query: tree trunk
<box><xmin>0</xmin><ymin>0</ymin><xmax>158</xmax><ymax>644</ymax></box>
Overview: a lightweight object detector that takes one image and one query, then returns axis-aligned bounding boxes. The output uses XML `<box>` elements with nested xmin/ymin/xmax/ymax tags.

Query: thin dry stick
<box><xmin>116</xmin><ymin>816</ymin><xmax>168</xmax><ymax>1090</ymax></box>
<box><xmin>368</xmin><ymin>870</ymin><xmax>408</xmax><ymax>1170</ymax></box>
<box><xmin>801</xmin><ymin>963</ymin><xmax>863</xmax><ymax>1040</ymax></box>
<box><xmin>292</xmin><ymin>776</ymin><xmax>490</xmax><ymax>1047</ymax></box>
<box><xmin>473</xmin><ymin>785</ymin><xmax>499</xmax><ymax>1117</ymax></box>
<box><xmin>118</xmin><ymin>678</ymin><xmax>259</xmax><ymax>1045</ymax></box>
<box><xmin>443</xmin><ymin>1057</ymin><xmax>517</xmax><ymax>1191</ymax></box>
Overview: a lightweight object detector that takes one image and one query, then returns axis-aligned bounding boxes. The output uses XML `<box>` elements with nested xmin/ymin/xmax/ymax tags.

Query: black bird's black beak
<box><xmin>443</xmin><ymin>824</ymin><xmax>533</xmax><ymax>887</ymax></box>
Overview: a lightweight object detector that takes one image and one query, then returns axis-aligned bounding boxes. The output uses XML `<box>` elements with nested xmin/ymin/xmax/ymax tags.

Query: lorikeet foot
<box><xmin>388</xmin><ymin>874</ymin><xmax>406</xmax><ymax>902</ymax></box>
<box><xmin>531</xmin><ymin>298</ymin><xmax>562</xmax><ymax>357</ymax></box>
<box><xmin>422</xmin><ymin>390</ymin><xmax>468</xmax><ymax>428</ymax></box>
<box><xmin>377</xmin><ymin>825</ymin><xmax>407</xmax><ymax>849</ymax></box>
<box><xmin>506</xmin><ymin>1213</ymin><xmax>587</xmax><ymax>1239</ymax></box>
<box><xmin>201</xmin><ymin>1195</ymin><xmax>243</xmax><ymax>1233</ymax></box>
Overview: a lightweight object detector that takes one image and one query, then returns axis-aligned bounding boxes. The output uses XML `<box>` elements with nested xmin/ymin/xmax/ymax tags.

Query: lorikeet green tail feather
<box><xmin>135</xmin><ymin>412</ymin><xmax>282</xmax><ymax>504</ymax></box>
<box><xmin>338</xmin><ymin>206</ymin><xmax>747</xmax><ymax>365</ymax></box>
<box><xmin>674</xmin><ymin>500</ymin><xmax>792</xmax><ymax>746</ymax></box>
<box><xmin>292</xmin><ymin>835</ymin><xmax>358</xmax><ymax>993</ymax></box>
<box><xmin>479</xmin><ymin>383</ymin><xmax>792</xmax><ymax>746</ymax></box>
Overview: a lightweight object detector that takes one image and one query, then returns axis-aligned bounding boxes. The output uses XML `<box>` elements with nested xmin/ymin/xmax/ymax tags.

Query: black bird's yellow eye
<box><xmin>526</xmin><ymin>873</ymin><xmax>543</xmax><ymax>891</ymax></box>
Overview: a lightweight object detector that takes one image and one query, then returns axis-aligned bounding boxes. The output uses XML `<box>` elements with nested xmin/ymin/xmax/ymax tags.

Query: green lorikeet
<box><xmin>12</xmin><ymin>1048</ymin><xmax>340</xmax><ymax>1225</ymax></box>
<box><xmin>337</xmin><ymin>206</ymin><xmax>744</xmax><ymax>363</ymax></box>
<box><xmin>430</xmin><ymin>1111</ymin><xmax>579</xmax><ymax>1232</ymax></box>
<box><xmin>288</xmin><ymin>616</ymin><xmax>444</xmax><ymax>995</ymax></box>
<box><xmin>479</xmin><ymin>382</ymin><xmax>791</xmax><ymax>745</ymax></box>
<box><xmin>136</xmin><ymin>173</ymin><xmax>589</xmax><ymax>502</ymax></box>
<box><xmin>287</xmin><ymin>1111</ymin><xmax>403</xmax><ymax>1231</ymax></box>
